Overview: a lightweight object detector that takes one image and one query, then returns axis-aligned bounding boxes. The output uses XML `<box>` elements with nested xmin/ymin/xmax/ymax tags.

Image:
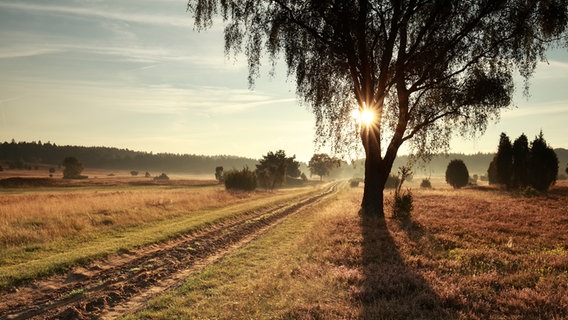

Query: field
<box><xmin>0</xmin><ymin>172</ymin><xmax>567</xmax><ymax>319</ymax></box>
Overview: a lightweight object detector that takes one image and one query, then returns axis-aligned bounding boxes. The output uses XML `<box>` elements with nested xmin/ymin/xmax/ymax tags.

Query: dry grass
<box><xmin>127</xmin><ymin>181</ymin><xmax>568</xmax><ymax>319</ymax></box>
<box><xmin>0</xmin><ymin>183</ymin><xmax>327</xmax><ymax>289</ymax></box>
<box><xmin>0</xmin><ymin>186</ymin><xmax>259</xmax><ymax>249</ymax></box>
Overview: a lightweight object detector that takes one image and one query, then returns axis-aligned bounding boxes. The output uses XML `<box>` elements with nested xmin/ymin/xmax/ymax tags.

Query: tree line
<box><xmin>0</xmin><ymin>140</ymin><xmax>257</xmax><ymax>174</ymax></box>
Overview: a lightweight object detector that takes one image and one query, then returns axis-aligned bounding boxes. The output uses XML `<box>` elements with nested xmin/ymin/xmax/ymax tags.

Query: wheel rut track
<box><xmin>0</xmin><ymin>183</ymin><xmax>338</xmax><ymax>320</ymax></box>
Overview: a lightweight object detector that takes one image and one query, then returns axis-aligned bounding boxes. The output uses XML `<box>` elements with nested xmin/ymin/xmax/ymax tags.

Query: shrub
<box><xmin>349</xmin><ymin>178</ymin><xmax>362</xmax><ymax>187</ymax></box>
<box><xmin>224</xmin><ymin>167</ymin><xmax>257</xmax><ymax>191</ymax></box>
<box><xmin>154</xmin><ymin>173</ymin><xmax>169</xmax><ymax>180</ymax></box>
<box><xmin>393</xmin><ymin>191</ymin><xmax>413</xmax><ymax>221</ymax></box>
<box><xmin>420</xmin><ymin>178</ymin><xmax>432</xmax><ymax>189</ymax></box>
<box><xmin>385</xmin><ymin>174</ymin><xmax>400</xmax><ymax>188</ymax></box>
<box><xmin>145</xmin><ymin>171</ymin><xmax>151</xmax><ymax>178</ymax></box>
<box><xmin>445</xmin><ymin>159</ymin><xmax>469</xmax><ymax>189</ymax></box>
<box><xmin>392</xmin><ymin>166</ymin><xmax>413</xmax><ymax>221</ymax></box>
<box><xmin>130</xmin><ymin>170</ymin><xmax>139</xmax><ymax>176</ymax></box>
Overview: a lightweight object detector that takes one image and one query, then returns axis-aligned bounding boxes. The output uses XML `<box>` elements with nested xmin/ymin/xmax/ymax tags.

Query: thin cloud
<box><xmin>503</xmin><ymin>101</ymin><xmax>568</xmax><ymax>118</ymax></box>
<box><xmin>0</xmin><ymin>2</ymin><xmax>192</xmax><ymax>28</ymax></box>
<box><xmin>0</xmin><ymin>47</ymin><xmax>62</xmax><ymax>59</ymax></box>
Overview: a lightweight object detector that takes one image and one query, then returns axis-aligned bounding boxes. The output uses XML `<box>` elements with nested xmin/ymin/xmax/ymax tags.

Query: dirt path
<box><xmin>0</xmin><ymin>183</ymin><xmax>337</xmax><ymax>320</ymax></box>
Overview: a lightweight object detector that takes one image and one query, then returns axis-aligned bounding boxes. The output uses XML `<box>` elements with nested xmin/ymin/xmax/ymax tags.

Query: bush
<box><xmin>445</xmin><ymin>159</ymin><xmax>469</xmax><ymax>189</ymax></box>
<box><xmin>154</xmin><ymin>173</ymin><xmax>169</xmax><ymax>180</ymax></box>
<box><xmin>130</xmin><ymin>170</ymin><xmax>139</xmax><ymax>176</ymax></box>
<box><xmin>393</xmin><ymin>191</ymin><xmax>413</xmax><ymax>221</ymax></box>
<box><xmin>392</xmin><ymin>166</ymin><xmax>413</xmax><ymax>221</ymax></box>
<box><xmin>224</xmin><ymin>167</ymin><xmax>257</xmax><ymax>191</ymax></box>
<box><xmin>349</xmin><ymin>178</ymin><xmax>362</xmax><ymax>187</ymax></box>
<box><xmin>420</xmin><ymin>178</ymin><xmax>432</xmax><ymax>189</ymax></box>
<box><xmin>385</xmin><ymin>174</ymin><xmax>400</xmax><ymax>188</ymax></box>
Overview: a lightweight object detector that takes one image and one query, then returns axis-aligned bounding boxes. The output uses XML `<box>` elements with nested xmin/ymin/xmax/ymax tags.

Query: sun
<box><xmin>360</xmin><ymin>109</ymin><xmax>374</xmax><ymax>126</ymax></box>
<box><xmin>351</xmin><ymin>108</ymin><xmax>375</xmax><ymax>127</ymax></box>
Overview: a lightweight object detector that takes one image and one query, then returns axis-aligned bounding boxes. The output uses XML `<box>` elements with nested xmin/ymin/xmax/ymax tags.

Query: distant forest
<box><xmin>1</xmin><ymin>140</ymin><xmax>566</xmax><ymax>178</ymax></box>
<box><xmin>0</xmin><ymin>140</ymin><xmax>257</xmax><ymax>174</ymax></box>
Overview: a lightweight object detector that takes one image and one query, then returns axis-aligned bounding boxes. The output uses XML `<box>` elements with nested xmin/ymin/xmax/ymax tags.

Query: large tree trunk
<box><xmin>360</xmin><ymin>128</ymin><xmax>389</xmax><ymax>217</ymax></box>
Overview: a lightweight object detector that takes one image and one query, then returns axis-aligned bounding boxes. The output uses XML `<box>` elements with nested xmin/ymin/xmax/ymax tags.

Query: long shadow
<box><xmin>360</xmin><ymin>214</ymin><xmax>455</xmax><ymax>319</ymax></box>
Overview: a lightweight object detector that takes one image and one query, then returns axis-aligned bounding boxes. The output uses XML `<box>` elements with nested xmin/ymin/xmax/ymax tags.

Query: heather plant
<box><xmin>224</xmin><ymin>167</ymin><xmax>257</xmax><ymax>191</ymax></box>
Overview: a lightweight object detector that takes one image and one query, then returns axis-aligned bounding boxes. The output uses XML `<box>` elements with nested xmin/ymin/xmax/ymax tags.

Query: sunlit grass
<box><xmin>125</xmin><ymin>182</ymin><xmax>567</xmax><ymax>319</ymax></box>
<box><xmin>0</xmin><ymin>184</ymin><xmax>326</xmax><ymax>289</ymax></box>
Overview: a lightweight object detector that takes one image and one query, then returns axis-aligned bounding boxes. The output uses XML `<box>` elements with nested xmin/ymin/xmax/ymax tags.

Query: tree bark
<box><xmin>360</xmin><ymin>127</ymin><xmax>388</xmax><ymax>217</ymax></box>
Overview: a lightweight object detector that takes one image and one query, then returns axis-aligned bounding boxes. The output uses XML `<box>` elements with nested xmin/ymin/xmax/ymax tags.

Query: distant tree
<box><xmin>145</xmin><ymin>171</ymin><xmax>151</xmax><ymax>178</ymax></box>
<box><xmin>154</xmin><ymin>173</ymin><xmax>170</xmax><ymax>180</ymax></box>
<box><xmin>0</xmin><ymin>165</ymin><xmax>3</xmax><ymax>172</ymax></box>
<box><xmin>215</xmin><ymin>166</ymin><xmax>224</xmax><ymax>183</ymax></box>
<box><xmin>286</xmin><ymin>157</ymin><xmax>302</xmax><ymax>179</ymax></box>
<box><xmin>446</xmin><ymin>159</ymin><xmax>469</xmax><ymax>189</ymax></box>
<box><xmin>130</xmin><ymin>170</ymin><xmax>139</xmax><ymax>176</ymax></box>
<box><xmin>512</xmin><ymin>134</ymin><xmax>530</xmax><ymax>188</ymax></box>
<box><xmin>496</xmin><ymin>133</ymin><xmax>514</xmax><ymax>188</ymax></box>
<box><xmin>62</xmin><ymin>157</ymin><xmax>84</xmax><ymax>179</ymax></box>
<box><xmin>256</xmin><ymin>150</ymin><xmax>294</xmax><ymax>189</ymax></box>
<box><xmin>529</xmin><ymin>132</ymin><xmax>558</xmax><ymax>191</ymax></box>
<box><xmin>308</xmin><ymin>154</ymin><xmax>341</xmax><ymax>181</ymax></box>
<box><xmin>224</xmin><ymin>167</ymin><xmax>257</xmax><ymax>191</ymax></box>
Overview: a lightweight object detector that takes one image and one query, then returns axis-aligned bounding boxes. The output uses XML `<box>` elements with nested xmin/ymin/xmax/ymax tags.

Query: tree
<box><xmin>186</xmin><ymin>0</ymin><xmax>568</xmax><ymax>216</ymax></box>
<box><xmin>445</xmin><ymin>159</ymin><xmax>469</xmax><ymax>189</ymax></box>
<box><xmin>487</xmin><ymin>157</ymin><xmax>498</xmax><ymax>185</ymax></box>
<box><xmin>62</xmin><ymin>157</ymin><xmax>84</xmax><ymax>179</ymax></box>
<box><xmin>130</xmin><ymin>170</ymin><xmax>139</xmax><ymax>176</ymax></box>
<box><xmin>496</xmin><ymin>133</ymin><xmax>513</xmax><ymax>188</ymax></box>
<box><xmin>529</xmin><ymin>131</ymin><xmax>558</xmax><ymax>191</ymax></box>
<box><xmin>512</xmin><ymin>134</ymin><xmax>530</xmax><ymax>188</ymax></box>
<box><xmin>215</xmin><ymin>166</ymin><xmax>224</xmax><ymax>183</ymax></box>
<box><xmin>255</xmin><ymin>150</ymin><xmax>295</xmax><ymax>189</ymax></box>
<box><xmin>308</xmin><ymin>153</ymin><xmax>341</xmax><ymax>181</ymax></box>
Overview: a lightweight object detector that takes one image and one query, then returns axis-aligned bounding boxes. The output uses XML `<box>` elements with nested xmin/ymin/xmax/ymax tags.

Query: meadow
<box><xmin>0</xmin><ymin>173</ymin><xmax>326</xmax><ymax>289</ymax></box>
<box><xmin>0</xmin><ymin>173</ymin><xmax>566</xmax><ymax>319</ymax></box>
<box><xmin>126</xmin><ymin>180</ymin><xmax>567</xmax><ymax>320</ymax></box>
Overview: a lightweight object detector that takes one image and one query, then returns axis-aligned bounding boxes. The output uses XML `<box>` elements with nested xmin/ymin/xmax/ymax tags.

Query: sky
<box><xmin>1</xmin><ymin>0</ymin><xmax>567</xmax><ymax>163</ymax></box>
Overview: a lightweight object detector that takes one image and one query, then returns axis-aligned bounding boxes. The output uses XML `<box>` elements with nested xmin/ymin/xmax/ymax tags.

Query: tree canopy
<box><xmin>255</xmin><ymin>150</ymin><xmax>299</xmax><ymax>189</ymax></box>
<box><xmin>308</xmin><ymin>153</ymin><xmax>341</xmax><ymax>180</ymax></box>
<box><xmin>186</xmin><ymin>0</ymin><xmax>568</xmax><ymax>216</ymax></box>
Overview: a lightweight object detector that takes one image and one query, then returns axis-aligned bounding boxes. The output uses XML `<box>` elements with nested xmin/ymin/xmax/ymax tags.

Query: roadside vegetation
<box><xmin>0</xmin><ymin>183</ymin><xmax>327</xmax><ymax>289</ymax></box>
<box><xmin>126</xmin><ymin>182</ymin><xmax>567</xmax><ymax>319</ymax></box>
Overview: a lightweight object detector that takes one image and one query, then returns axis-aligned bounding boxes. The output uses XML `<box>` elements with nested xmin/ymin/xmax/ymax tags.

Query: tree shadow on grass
<box><xmin>358</xmin><ymin>214</ymin><xmax>456</xmax><ymax>319</ymax></box>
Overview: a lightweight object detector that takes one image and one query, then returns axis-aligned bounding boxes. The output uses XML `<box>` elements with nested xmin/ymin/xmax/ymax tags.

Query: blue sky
<box><xmin>1</xmin><ymin>0</ymin><xmax>567</xmax><ymax>162</ymax></box>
